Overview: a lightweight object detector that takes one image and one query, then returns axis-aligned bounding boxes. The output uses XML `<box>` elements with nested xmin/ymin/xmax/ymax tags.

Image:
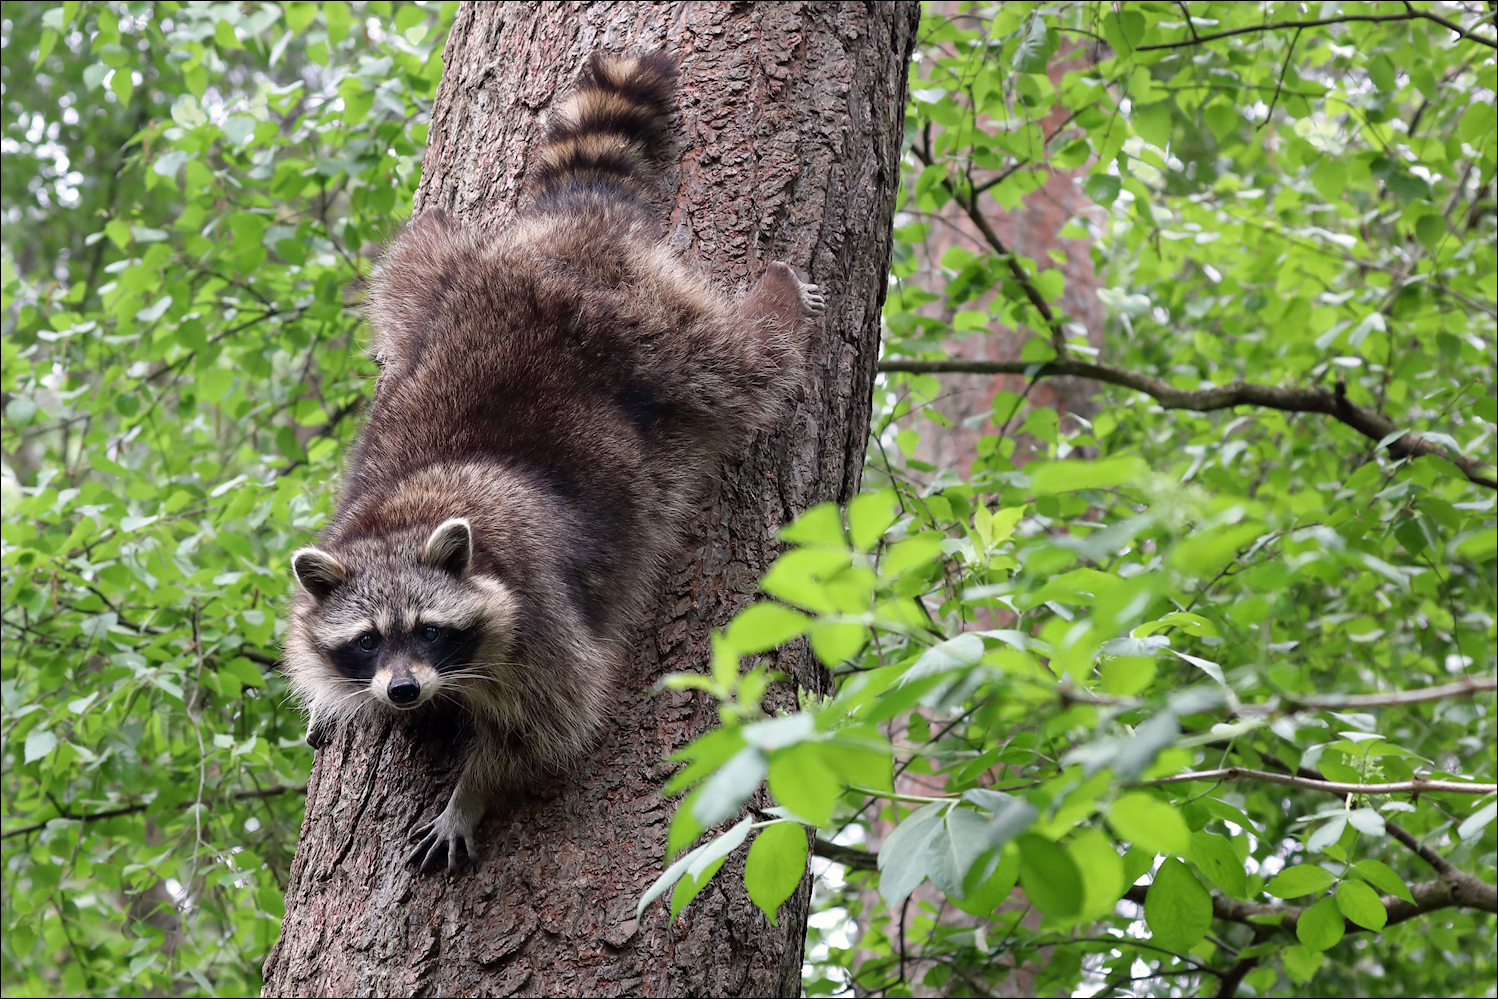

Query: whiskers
<box><xmin>324</xmin><ymin>681</ymin><xmax>376</xmax><ymax>717</ymax></box>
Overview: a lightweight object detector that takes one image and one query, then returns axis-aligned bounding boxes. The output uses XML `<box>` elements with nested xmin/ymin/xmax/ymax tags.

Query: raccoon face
<box><xmin>286</xmin><ymin>518</ymin><xmax>518</xmax><ymax>718</ymax></box>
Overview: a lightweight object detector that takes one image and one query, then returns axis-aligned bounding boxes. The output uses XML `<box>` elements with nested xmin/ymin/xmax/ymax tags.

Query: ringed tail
<box><xmin>531</xmin><ymin>51</ymin><xmax>678</xmax><ymax>204</ymax></box>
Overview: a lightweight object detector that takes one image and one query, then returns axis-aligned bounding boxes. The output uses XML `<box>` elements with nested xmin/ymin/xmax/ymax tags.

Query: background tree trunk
<box><xmin>261</xmin><ymin>2</ymin><xmax>918</xmax><ymax>996</ymax></box>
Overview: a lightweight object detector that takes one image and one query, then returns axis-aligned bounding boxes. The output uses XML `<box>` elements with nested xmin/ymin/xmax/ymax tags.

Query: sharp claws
<box><xmin>405</xmin><ymin>812</ymin><xmax>477</xmax><ymax>875</ymax></box>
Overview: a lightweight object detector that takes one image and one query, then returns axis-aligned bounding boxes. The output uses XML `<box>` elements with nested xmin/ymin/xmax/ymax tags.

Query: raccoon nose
<box><xmin>388</xmin><ymin>678</ymin><xmax>421</xmax><ymax>706</ymax></box>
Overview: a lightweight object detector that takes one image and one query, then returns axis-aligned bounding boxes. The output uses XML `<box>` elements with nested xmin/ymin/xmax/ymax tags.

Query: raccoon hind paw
<box><xmin>406</xmin><ymin>809</ymin><xmax>480</xmax><ymax>875</ymax></box>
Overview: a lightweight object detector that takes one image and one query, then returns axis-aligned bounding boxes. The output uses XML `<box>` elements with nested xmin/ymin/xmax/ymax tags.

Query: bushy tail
<box><xmin>531</xmin><ymin>52</ymin><xmax>677</xmax><ymax>203</ymax></box>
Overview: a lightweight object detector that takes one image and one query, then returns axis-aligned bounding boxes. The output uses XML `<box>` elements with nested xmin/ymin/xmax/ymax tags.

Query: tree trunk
<box><xmin>261</xmin><ymin>3</ymin><xmax>918</xmax><ymax>996</ymax></box>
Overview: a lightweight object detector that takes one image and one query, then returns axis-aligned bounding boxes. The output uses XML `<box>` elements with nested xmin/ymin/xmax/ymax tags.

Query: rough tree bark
<box><xmin>261</xmin><ymin>3</ymin><xmax>918</xmax><ymax>996</ymax></box>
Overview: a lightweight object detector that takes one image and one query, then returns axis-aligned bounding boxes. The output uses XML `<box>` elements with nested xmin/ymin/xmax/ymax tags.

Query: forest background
<box><xmin>1</xmin><ymin>2</ymin><xmax>1494</xmax><ymax>997</ymax></box>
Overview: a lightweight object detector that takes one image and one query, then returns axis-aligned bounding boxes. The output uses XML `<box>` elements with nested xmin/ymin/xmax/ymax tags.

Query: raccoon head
<box><xmin>285</xmin><ymin>518</ymin><xmax>517</xmax><ymax>721</ymax></box>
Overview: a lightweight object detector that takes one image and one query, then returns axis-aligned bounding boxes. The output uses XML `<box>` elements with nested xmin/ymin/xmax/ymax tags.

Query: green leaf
<box><xmin>638</xmin><ymin>817</ymin><xmax>751</xmax><ymax>920</ymax></box>
<box><xmin>1415</xmin><ymin>214</ymin><xmax>1446</xmax><ymax>253</ymax></box>
<box><xmin>35</xmin><ymin>28</ymin><xmax>59</xmax><ymax>65</ymax></box>
<box><xmin>767</xmin><ymin>743</ymin><xmax>839</xmax><ymax>827</ymax></box>
<box><xmin>1016</xmin><ymin>833</ymin><xmax>1082</xmax><ymax>917</ymax></box>
<box><xmin>1107</xmin><ymin>793</ymin><xmax>1190</xmax><ymax>856</ymax></box>
<box><xmin>1134</xmin><ymin>102</ymin><xmax>1172</xmax><ymax>148</ymax></box>
<box><xmin>1099</xmin><ymin>656</ymin><xmax>1155</xmax><ymax>696</ymax></box>
<box><xmin>24</xmin><ymin>728</ymin><xmax>57</xmax><ymax>763</ymax></box>
<box><xmin>285</xmin><ymin>0</ymin><xmax>318</xmax><ymax>33</ymax></box>
<box><xmin>1457</xmin><ymin>800</ymin><xmax>1497</xmax><ymax>841</ymax></box>
<box><xmin>878</xmin><ymin>803</ymin><xmax>945</xmax><ymax>906</ymax></box>
<box><xmin>809</xmin><ymin>621</ymin><xmax>868</xmax><ymax>666</ymax></box>
<box><xmin>1084</xmin><ymin>173</ymin><xmax>1122</xmax><ymax>206</ymax></box>
<box><xmin>1145</xmin><ymin>858</ymin><xmax>1212</xmax><ymax>952</ymax></box>
<box><xmin>744</xmin><ymin>822</ymin><xmax>808</xmax><ymax>925</ymax></box>
<box><xmin>951</xmin><ymin>845</ymin><xmax>1020</xmax><ymax>916</ymax></box>
<box><xmin>1070</xmin><ymin>827</ymin><xmax>1126</xmax><ymax>920</ymax></box>
<box><xmin>1203</xmin><ymin>101</ymin><xmax>1241</xmax><ymax>142</ymax></box>
<box><xmin>1188</xmin><ymin>830</ymin><xmax>1247</xmax><ymax>899</ymax></box>
<box><xmin>214</xmin><ymin>19</ymin><xmax>243</xmax><ymax>49</ymax></box>
<box><xmin>901</xmin><ymin>632</ymin><xmax>984</xmax><ymax>685</ymax></box>
<box><xmin>927</xmin><ymin>808</ymin><xmax>993</xmax><ymax>898</ymax></box>
<box><xmin>1266</xmin><ymin>865</ymin><xmax>1337</xmax><ymax>899</ymax></box>
<box><xmin>1349</xmin><ymin>859</ymin><xmax>1413</xmax><ymax>904</ymax></box>
<box><xmin>104</xmin><ymin>218</ymin><xmax>132</xmax><ymax>250</ymax></box>
<box><xmin>1103</xmin><ymin>10</ymin><xmax>1145</xmax><ymax>53</ymax></box>
<box><xmin>1296</xmin><ymin>895</ymin><xmax>1346</xmax><ymax>952</ymax></box>
<box><xmin>690</xmin><ymin>748</ymin><xmax>765</xmax><ymax>828</ymax></box>
<box><xmin>1011</xmin><ymin>17</ymin><xmax>1054</xmax><ymax>74</ymax></box>
<box><xmin>171</xmin><ymin>93</ymin><xmax>207</xmax><ymax>128</ymax></box>
<box><xmin>1030</xmin><ymin>456</ymin><xmax>1146</xmax><ymax>495</ymax></box>
<box><xmin>848</xmin><ymin>489</ymin><xmax>898</xmax><ymax>551</ymax></box>
<box><xmin>1335</xmin><ymin>879</ymin><xmax>1387</xmax><ymax>931</ymax></box>
<box><xmin>779</xmin><ymin>503</ymin><xmax>846</xmax><ymax>548</ymax></box>
<box><xmin>1282</xmin><ymin>943</ymin><xmax>1323</xmax><ymax>984</ymax></box>
<box><xmin>1311</xmin><ymin>158</ymin><xmax>1348</xmax><ymax>202</ymax></box>
<box><xmin>725</xmin><ymin>603</ymin><xmax>810</xmax><ymax>654</ymax></box>
<box><xmin>323</xmin><ymin>0</ymin><xmax>353</xmax><ymax>43</ymax></box>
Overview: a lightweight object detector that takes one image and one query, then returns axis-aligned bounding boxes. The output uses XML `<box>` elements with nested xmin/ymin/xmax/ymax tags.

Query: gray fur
<box><xmin>282</xmin><ymin>52</ymin><xmax>822</xmax><ymax>874</ymax></box>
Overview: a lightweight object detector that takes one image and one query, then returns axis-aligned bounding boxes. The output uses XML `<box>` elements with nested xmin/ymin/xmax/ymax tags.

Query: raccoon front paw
<box><xmin>406</xmin><ymin>806</ymin><xmax>480</xmax><ymax>875</ymax></box>
<box><xmin>797</xmin><ymin>280</ymin><xmax>826</xmax><ymax>317</ymax></box>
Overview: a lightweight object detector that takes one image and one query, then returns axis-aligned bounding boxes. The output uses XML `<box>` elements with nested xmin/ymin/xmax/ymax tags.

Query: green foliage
<box><xmin>2</xmin><ymin>2</ymin><xmax>454</xmax><ymax>994</ymax></box>
<box><xmin>651</xmin><ymin>3</ymin><xmax>1497</xmax><ymax>997</ymax></box>
<box><xmin>3</xmin><ymin>2</ymin><xmax>1495</xmax><ymax>998</ymax></box>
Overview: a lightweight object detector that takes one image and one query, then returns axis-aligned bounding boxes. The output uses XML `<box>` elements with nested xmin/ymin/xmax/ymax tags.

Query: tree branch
<box><xmin>239</xmin><ymin>648</ymin><xmax>283</xmax><ymax>669</ymax></box>
<box><xmin>1135</xmin><ymin>12</ymin><xmax>1497</xmax><ymax>51</ymax></box>
<box><xmin>1269</xmin><ymin>674</ymin><xmax>1498</xmax><ymax>711</ymax></box>
<box><xmin>1062</xmin><ymin>675</ymin><xmax>1497</xmax><ymax>714</ymax></box>
<box><xmin>1385</xmin><ymin>819</ymin><xmax>1458</xmax><ymax>878</ymax></box>
<box><xmin>910</xmin><ymin>146</ymin><xmax>1068</xmax><ymax>353</ymax></box>
<box><xmin>1</xmin><ymin>783</ymin><xmax>308</xmax><ymax>840</ymax></box>
<box><xmin>877</xmin><ymin>357</ymin><xmax>1498</xmax><ymax>489</ymax></box>
<box><xmin>1142</xmin><ymin>767</ymin><xmax>1496</xmax><ymax>796</ymax></box>
<box><xmin>1125</xmin><ymin>867</ymin><xmax>1498</xmax><ymax>932</ymax></box>
<box><xmin>814</xmin><ymin>838</ymin><xmax>878</xmax><ymax>871</ymax></box>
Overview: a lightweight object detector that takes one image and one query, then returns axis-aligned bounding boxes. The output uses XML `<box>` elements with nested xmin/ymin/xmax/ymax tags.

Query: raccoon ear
<box><xmin>291</xmin><ymin>547</ymin><xmax>350</xmax><ymax>600</ymax></box>
<box><xmin>422</xmin><ymin>518</ymin><xmax>473</xmax><ymax>578</ymax></box>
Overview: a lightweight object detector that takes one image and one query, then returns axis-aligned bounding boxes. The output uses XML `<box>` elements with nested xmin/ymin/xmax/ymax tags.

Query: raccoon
<box><xmin>283</xmin><ymin>52</ymin><xmax>823</xmax><ymax>874</ymax></box>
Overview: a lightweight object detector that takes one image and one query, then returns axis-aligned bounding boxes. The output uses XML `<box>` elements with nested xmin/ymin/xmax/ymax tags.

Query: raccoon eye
<box><xmin>357</xmin><ymin>632</ymin><xmax>379</xmax><ymax>652</ymax></box>
<box><xmin>419</xmin><ymin>625</ymin><xmax>441</xmax><ymax>643</ymax></box>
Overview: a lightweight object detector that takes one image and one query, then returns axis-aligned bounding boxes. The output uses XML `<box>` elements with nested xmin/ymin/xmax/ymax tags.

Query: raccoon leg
<box><xmin>405</xmin><ymin>770</ymin><xmax>486</xmax><ymax>875</ymax></box>
<box><xmin>740</xmin><ymin>261</ymin><xmax>826</xmax><ymax>332</ymax></box>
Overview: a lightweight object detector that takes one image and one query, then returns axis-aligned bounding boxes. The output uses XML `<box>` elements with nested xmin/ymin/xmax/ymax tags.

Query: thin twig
<box><xmin>1136</xmin><ymin>12</ymin><xmax>1496</xmax><ymax>51</ymax></box>
<box><xmin>1257</xmin><ymin>26</ymin><xmax>1303</xmax><ymax>129</ymax></box>
<box><xmin>1143</xmin><ymin>766</ymin><xmax>1495</xmax><ymax>796</ymax></box>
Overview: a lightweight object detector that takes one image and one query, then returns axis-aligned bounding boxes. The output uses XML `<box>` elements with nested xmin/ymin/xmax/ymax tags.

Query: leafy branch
<box><xmin>878</xmin><ymin>357</ymin><xmax>1497</xmax><ymax>489</ymax></box>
